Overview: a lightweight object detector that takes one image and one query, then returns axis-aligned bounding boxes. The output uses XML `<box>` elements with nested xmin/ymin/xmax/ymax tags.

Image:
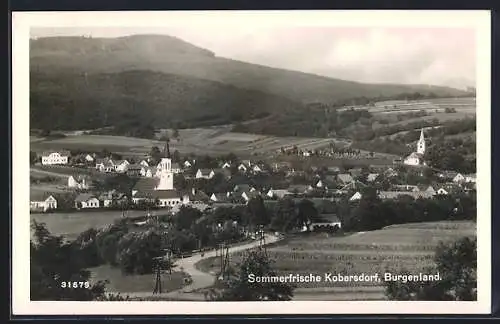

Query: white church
<box><xmin>131</xmin><ymin>157</ymin><xmax>190</xmax><ymax>207</ymax></box>
<box><xmin>403</xmin><ymin>129</ymin><xmax>427</xmax><ymax>166</ymax></box>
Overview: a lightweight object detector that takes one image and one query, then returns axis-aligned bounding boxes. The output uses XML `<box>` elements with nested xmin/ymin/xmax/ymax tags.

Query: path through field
<box><xmin>105</xmin><ymin>234</ymin><xmax>282</xmax><ymax>300</ymax></box>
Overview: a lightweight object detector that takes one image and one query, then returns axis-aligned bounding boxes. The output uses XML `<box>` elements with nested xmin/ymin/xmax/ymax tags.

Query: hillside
<box><xmin>30</xmin><ymin>69</ymin><xmax>301</xmax><ymax>131</ymax></box>
<box><xmin>30</xmin><ymin>35</ymin><xmax>469</xmax><ymax>105</ymax></box>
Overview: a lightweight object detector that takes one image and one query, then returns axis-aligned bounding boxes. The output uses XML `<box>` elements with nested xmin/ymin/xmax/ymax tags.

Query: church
<box><xmin>131</xmin><ymin>157</ymin><xmax>190</xmax><ymax>207</ymax></box>
<box><xmin>403</xmin><ymin>129</ymin><xmax>427</xmax><ymax>166</ymax></box>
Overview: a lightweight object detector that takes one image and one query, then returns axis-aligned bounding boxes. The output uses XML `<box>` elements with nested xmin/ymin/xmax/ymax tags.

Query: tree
<box><xmin>247</xmin><ymin>196</ymin><xmax>270</xmax><ymax>228</ymax></box>
<box><xmin>30</xmin><ymin>221</ymin><xmax>108</xmax><ymax>301</ymax></box>
<box><xmin>209</xmin><ymin>249</ymin><xmax>294</xmax><ymax>301</ymax></box>
<box><xmin>385</xmin><ymin>236</ymin><xmax>477</xmax><ymax>301</ymax></box>
<box><xmin>116</xmin><ymin>229</ymin><xmax>164</xmax><ymax>275</ymax></box>
<box><xmin>271</xmin><ymin>198</ymin><xmax>297</xmax><ymax>232</ymax></box>
<box><xmin>297</xmin><ymin>199</ymin><xmax>318</xmax><ymax>228</ymax></box>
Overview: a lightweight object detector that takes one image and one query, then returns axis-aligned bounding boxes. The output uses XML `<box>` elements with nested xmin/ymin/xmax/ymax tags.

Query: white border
<box><xmin>12</xmin><ymin>10</ymin><xmax>491</xmax><ymax>315</ymax></box>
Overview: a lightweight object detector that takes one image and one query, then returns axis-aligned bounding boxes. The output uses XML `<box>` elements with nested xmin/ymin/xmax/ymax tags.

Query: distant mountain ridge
<box><xmin>30</xmin><ymin>34</ymin><xmax>468</xmax><ymax>105</ymax></box>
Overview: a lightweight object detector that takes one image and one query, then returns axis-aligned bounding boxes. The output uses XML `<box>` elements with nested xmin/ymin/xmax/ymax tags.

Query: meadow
<box><xmin>195</xmin><ymin>221</ymin><xmax>476</xmax><ymax>300</ymax></box>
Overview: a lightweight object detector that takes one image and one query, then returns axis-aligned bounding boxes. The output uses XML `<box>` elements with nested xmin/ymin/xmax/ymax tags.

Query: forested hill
<box><xmin>30</xmin><ymin>35</ymin><xmax>469</xmax><ymax>105</ymax></box>
<box><xmin>30</xmin><ymin>69</ymin><xmax>301</xmax><ymax>131</ymax></box>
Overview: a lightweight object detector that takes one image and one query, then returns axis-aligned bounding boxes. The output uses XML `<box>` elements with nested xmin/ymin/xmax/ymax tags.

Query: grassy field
<box><xmin>89</xmin><ymin>265</ymin><xmax>189</xmax><ymax>294</ymax></box>
<box><xmin>30</xmin><ymin>127</ymin><xmax>336</xmax><ymax>158</ymax></box>
<box><xmin>195</xmin><ymin>221</ymin><xmax>476</xmax><ymax>300</ymax></box>
<box><xmin>30</xmin><ymin>210</ymin><xmax>154</xmax><ymax>241</ymax></box>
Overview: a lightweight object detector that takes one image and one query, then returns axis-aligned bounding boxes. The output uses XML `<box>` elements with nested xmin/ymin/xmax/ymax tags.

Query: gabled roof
<box><xmin>75</xmin><ymin>193</ymin><xmax>97</xmax><ymax>202</ymax></box>
<box><xmin>30</xmin><ymin>191</ymin><xmax>56</xmax><ymax>202</ymax></box>
<box><xmin>197</xmin><ymin>168</ymin><xmax>213</xmax><ymax>176</ymax></box>
<box><xmin>132</xmin><ymin>178</ymin><xmax>159</xmax><ymax>192</ymax></box>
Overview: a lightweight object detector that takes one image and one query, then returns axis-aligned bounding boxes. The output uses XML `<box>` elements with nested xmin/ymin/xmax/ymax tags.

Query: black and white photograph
<box><xmin>12</xmin><ymin>10</ymin><xmax>491</xmax><ymax>315</ymax></box>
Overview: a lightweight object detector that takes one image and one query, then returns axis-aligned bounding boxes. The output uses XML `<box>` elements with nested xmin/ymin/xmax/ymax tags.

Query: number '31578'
<box><xmin>60</xmin><ymin>281</ymin><xmax>90</xmax><ymax>289</ymax></box>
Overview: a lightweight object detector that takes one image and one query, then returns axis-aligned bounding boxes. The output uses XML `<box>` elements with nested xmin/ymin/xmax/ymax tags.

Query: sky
<box><xmin>31</xmin><ymin>26</ymin><xmax>476</xmax><ymax>89</ymax></box>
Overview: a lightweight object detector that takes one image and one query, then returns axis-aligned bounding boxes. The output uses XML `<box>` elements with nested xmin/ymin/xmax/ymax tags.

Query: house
<box><xmin>196</xmin><ymin>169</ymin><xmax>215</xmax><ymax>179</ymax></box>
<box><xmin>139</xmin><ymin>160</ymin><xmax>149</xmax><ymax>167</ymax></box>
<box><xmin>30</xmin><ymin>193</ymin><xmax>57</xmax><ymax>212</ymax></box>
<box><xmin>393</xmin><ymin>184</ymin><xmax>420</xmax><ymax>192</ymax></box>
<box><xmin>114</xmin><ymin>160</ymin><xmax>130</xmax><ymax>173</ymax></box>
<box><xmin>126</xmin><ymin>164</ymin><xmax>143</xmax><ymax>177</ymax></box>
<box><xmin>140</xmin><ymin>166</ymin><xmax>155</xmax><ymax>178</ymax></box>
<box><xmin>238</xmin><ymin>163</ymin><xmax>248</xmax><ymax>172</ymax></box>
<box><xmin>436</xmin><ymin>188</ymin><xmax>449</xmax><ymax>195</ymax></box>
<box><xmin>95</xmin><ymin>158</ymin><xmax>115</xmax><ymax>173</ymax></box>
<box><xmin>170</xmin><ymin>162</ymin><xmax>181</xmax><ymax>173</ymax></box>
<box><xmin>337</xmin><ymin>173</ymin><xmax>354</xmax><ymax>184</ymax></box>
<box><xmin>349</xmin><ymin>191</ymin><xmax>362</xmax><ymax>202</ymax></box>
<box><xmin>242</xmin><ymin>160</ymin><xmax>252</xmax><ymax>167</ymax></box>
<box><xmin>348</xmin><ymin>168</ymin><xmax>363</xmax><ymax>178</ymax></box>
<box><xmin>286</xmin><ymin>184</ymin><xmax>310</xmax><ymax>195</ymax></box>
<box><xmin>366</xmin><ymin>173</ymin><xmax>379</xmax><ymax>182</ymax></box>
<box><xmin>315</xmin><ymin>180</ymin><xmax>324</xmax><ymax>188</ymax></box>
<box><xmin>41</xmin><ymin>151</ymin><xmax>70</xmax><ymax>165</ymax></box>
<box><xmin>252</xmin><ymin>165</ymin><xmax>263</xmax><ymax>173</ymax></box>
<box><xmin>188</xmin><ymin>188</ymin><xmax>210</xmax><ymax>204</ymax></box>
<box><xmin>210</xmin><ymin>192</ymin><xmax>232</xmax><ymax>203</ymax></box>
<box><xmin>340</xmin><ymin>180</ymin><xmax>367</xmax><ymax>191</ymax></box>
<box><xmin>437</xmin><ymin>171</ymin><xmax>458</xmax><ymax>180</ymax></box>
<box><xmin>327</xmin><ymin>166</ymin><xmax>341</xmax><ymax>174</ymax></box>
<box><xmin>85</xmin><ymin>154</ymin><xmax>95</xmax><ymax>163</ymax></box>
<box><xmin>453</xmin><ymin>173</ymin><xmax>466</xmax><ymax>183</ymax></box>
<box><xmin>309</xmin><ymin>214</ymin><xmax>342</xmax><ymax>232</ymax></box>
<box><xmin>183</xmin><ymin>160</ymin><xmax>193</xmax><ymax>168</ymax></box>
<box><xmin>384</xmin><ymin>168</ymin><xmax>398</xmax><ymax>178</ymax></box>
<box><xmin>67</xmin><ymin>175</ymin><xmax>90</xmax><ymax>190</ymax></box>
<box><xmin>242</xmin><ymin>190</ymin><xmax>261</xmax><ymax>202</ymax></box>
<box><xmin>464</xmin><ymin>174</ymin><xmax>476</xmax><ymax>183</ymax></box>
<box><xmin>233</xmin><ymin>184</ymin><xmax>255</xmax><ymax>194</ymax></box>
<box><xmin>425</xmin><ymin>186</ymin><xmax>437</xmax><ymax>195</ymax></box>
<box><xmin>221</xmin><ymin>162</ymin><xmax>232</xmax><ymax>169</ymax></box>
<box><xmin>74</xmin><ymin>193</ymin><xmax>100</xmax><ymax>209</ymax></box>
<box><xmin>266</xmin><ymin>188</ymin><xmax>291</xmax><ymax>199</ymax></box>
<box><xmin>99</xmin><ymin>190</ymin><xmax>128</xmax><ymax>208</ymax></box>
<box><xmin>378</xmin><ymin>191</ymin><xmax>434</xmax><ymax>200</ymax></box>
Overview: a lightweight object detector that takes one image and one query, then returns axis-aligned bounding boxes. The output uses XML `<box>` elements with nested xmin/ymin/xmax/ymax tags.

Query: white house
<box><xmin>67</xmin><ymin>175</ymin><xmax>90</xmax><ymax>190</ymax></box>
<box><xmin>41</xmin><ymin>151</ymin><xmax>70</xmax><ymax>165</ymax></box>
<box><xmin>114</xmin><ymin>160</ymin><xmax>130</xmax><ymax>173</ymax></box>
<box><xmin>252</xmin><ymin>165</ymin><xmax>263</xmax><ymax>173</ymax></box>
<box><xmin>222</xmin><ymin>162</ymin><xmax>232</xmax><ymax>169</ymax></box>
<box><xmin>74</xmin><ymin>193</ymin><xmax>100</xmax><ymax>209</ymax></box>
<box><xmin>238</xmin><ymin>164</ymin><xmax>248</xmax><ymax>172</ymax></box>
<box><xmin>437</xmin><ymin>188</ymin><xmax>449</xmax><ymax>195</ymax></box>
<box><xmin>85</xmin><ymin>154</ymin><xmax>95</xmax><ymax>163</ymax></box>
<box><xmin>95</xmin><ymin>158</ymin><xmax>115</xmax><ymax>173</ymax></box>
<box><xmin>349</xmin><ymin>191</ymin><xmax>362</xmax><ymax>202</ymax></box>
<box><xmin>309</xmin><ymin>214</ymin><xmax>342</xmax><ymax>232</ymax></box>
<box><xmin>183</xmin><ymin>160</ymin><xmax>193</xmax><ymax>168</ymax></box>
<box><xmin>315</xmin><ymin>180</ymin><xmax>324</xmax><ymax>188</ymax></box>
<box><xmin>266</xmin><ymin>188</ymin><xmax>291</xmax><ymax>199</ymax></box>
<box><xmin>139</xmin><ymin>160</ymin><xmax>149</xmax><ymax>167</ymax></box>
<box><xmin>366</xmin><ymin>173</ymin><xmax>379</xmax><ymax>182</ymax></box>
<box><xmin>196</xmin><ymin>169</ymin><xmax>215</xmax><ymax>179</ymax></box>
<box><xmin>453</xmin><ymin>173</ymin><xmax>466</xmax><ymax>183</ymax></box>
<box><xmin>30</xmin><ymin>193</ymin><xmax>57</xmax><ymax>212</ymax></box>
<box><xmin>140</xmin><ymin>166</ymin><xmax>154</xmax><ymax>178</ymax></box>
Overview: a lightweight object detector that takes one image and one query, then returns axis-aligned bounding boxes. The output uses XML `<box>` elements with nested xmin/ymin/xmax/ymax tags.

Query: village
<box><xmin>30</xmin><ymin>128</ymin><xmax>476</xmax><ymax>233</ymax></box>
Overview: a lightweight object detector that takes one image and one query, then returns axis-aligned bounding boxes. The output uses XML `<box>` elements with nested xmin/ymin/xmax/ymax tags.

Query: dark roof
<box><xmin>30</xmin><ymin>191</ymin><xmax>56</xmax><ymax>202</ymax></box>
<box><xmin>190</xmin><ymin>190</ymin><xmax>210</xmax><ymax>202</ymax></box>
<box><xmin>234</xmin><ymin>184</ymin><xmax>252</xmax><ymax>193</ymax></box>
<box><xmin>132</xmin><ymin>178</ymin><xmax>158</xmax><ymax>191</ymax></box>
<box><xmin>312</xmin><ymin>213</ymin><xmax>341</xmax><ymax>223</ymax></box>
<box><xmin>75</xmin><ymin>193</ymin><xmax>97</xmax><ymax>202</ymax></box>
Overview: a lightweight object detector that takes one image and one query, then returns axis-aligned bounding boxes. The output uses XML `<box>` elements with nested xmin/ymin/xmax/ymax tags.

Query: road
<box><xmin>108</xmin><ymin>234</ymin><xmax>282</xmax><ymax>300</ymax></box>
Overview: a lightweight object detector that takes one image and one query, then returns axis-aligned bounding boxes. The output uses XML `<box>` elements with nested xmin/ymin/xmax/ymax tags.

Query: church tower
<box><xmin>417</xmin><ymin>128</ymin><xmax>426</xmax><ymax>155</ymax></box>
<box><xmin>155</xmin><ymin>158</ymin><xmax>174</xmax><ymax>190</ymax></box>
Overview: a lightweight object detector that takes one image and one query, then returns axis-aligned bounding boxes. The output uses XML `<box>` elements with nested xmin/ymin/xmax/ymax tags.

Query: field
<box><xmin>195</xmin><ymin>221</ymin><xmax>476</xmax><ymax>300</ymax></box>
<box><xmin>30</xmin><ymin>127</ymin><xmax>338</xmax><ymax>158</ymax></box>
<box><xmin>89</xmin><ymin>265</ymin><xmax>188</xmax><ymax>294</ymax></box>
<box><xmin>30</xmin><ymin>210</ymin><xmax>153</xmax><ymax>241</ymax></box>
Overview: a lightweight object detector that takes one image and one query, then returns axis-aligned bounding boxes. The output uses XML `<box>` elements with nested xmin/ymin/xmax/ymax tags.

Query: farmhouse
<box><xmin>309</xmin><ymin>214</ymin><xmax>342</xmax><ymax>232</ymax></box>
<box><xmin>337</xmin><ymin>173</ymin><xmax>354</xmax><ymax>184</ymax></box>
<box><xmin>67</xmin><ymin>175</ymin><xmax>90</xmax><ymax>190</ymax></box>
<box><xmin>74</xmin><ymin>193</ymin><xmax>100</xmax><ymax>209</ymax></box>
<box><xmin>95</xmin><ymin>158</ymin><xmax>115</xmax><ymax>173</ymax></box>
<box><xmin>378</xmin><ymin>191</ymin><xmax>434</xmax><ymax>200</ymax></box>
<box><xmin>41</xmin><ymin>151</ymin><xmax>70</xmax><ymax>166</ymax></box>
<box><xmin>30</xmin><ymin>193</ymin><xmax>57</xmax><ymax>212</ymax></box>
<box><xmin>403</xmin><ymin>129</ymin><xmax>427</xmax><ymax>166</ymax></box>
<box><xmin>114</xmin><ymin>160</ymin><xmax>130</xmax><ymax>173</ymax></box>
<box><xmin>266</xmin><ymin>188</ymin><xmax>291</xmax><ymax>199</ymax></box>
<box><xmin>196</xmin><ymin>168</ymin><xmax>215</xmax><ymax>179</ymax></box>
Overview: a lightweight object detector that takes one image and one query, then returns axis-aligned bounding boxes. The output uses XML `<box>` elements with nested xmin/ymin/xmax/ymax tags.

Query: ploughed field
<box><xmin>196</xmin><ymin>221</ymin><xmax>476</xmax><ymax>300</ymax></box>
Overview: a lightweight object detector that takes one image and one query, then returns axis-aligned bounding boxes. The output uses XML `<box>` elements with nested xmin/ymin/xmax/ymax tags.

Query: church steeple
<box><xmin>417</xmin><ymin>128</ymin><xmax>426</xmax><ymax>155</ymax></box>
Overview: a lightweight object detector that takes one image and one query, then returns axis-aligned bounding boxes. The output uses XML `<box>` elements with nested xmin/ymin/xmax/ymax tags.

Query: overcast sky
<box><xmin>31</xmin><ymin>27</ymin><xmax>476</xmax><ymax>89</ymax></box>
